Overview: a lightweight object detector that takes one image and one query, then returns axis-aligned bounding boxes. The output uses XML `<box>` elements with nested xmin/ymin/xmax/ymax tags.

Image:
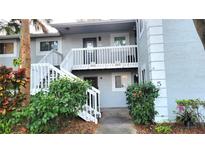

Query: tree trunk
<box><xmin>193</xmin><ymin>19</ymin><xmax>205</xmax><ymax>49</ymax></box>
<box><xmin>20</xmin><ymin>19</ymin><xmax>31</xmax><ymax>106</ymax></box>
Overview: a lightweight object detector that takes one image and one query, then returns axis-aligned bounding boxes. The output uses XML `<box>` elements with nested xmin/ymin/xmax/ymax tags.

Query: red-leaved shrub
<box><xmin>0</xmin><ymin>65</ymin><xmax>26</xmax><ymax>115</ymax></box>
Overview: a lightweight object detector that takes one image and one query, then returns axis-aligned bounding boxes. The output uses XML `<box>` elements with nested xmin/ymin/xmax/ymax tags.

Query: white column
<box><xmin>147</xmin><ymin>19</ymin><xmax>169</xmax><ymax>122</ymax></box>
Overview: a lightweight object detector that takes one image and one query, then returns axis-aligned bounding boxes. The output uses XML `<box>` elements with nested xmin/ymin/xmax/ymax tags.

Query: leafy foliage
<box><xmin>175</xmin><ymin>99</ymin><xmax>205</xmax><ymax>127</ymax></box>
<box><xmin>126</xmin><ymin>82</ymin><xmax>159</xmax><ymax>125</ymax></box>
<box><xmin>0</xmin><ymin>19</ymin><xmax>21</xmax><ymax>35</ymax></box>
<box><xmin>154</xmin><ymin>124</ymin><xmax>172</xmax><ymax>134</ymax></box>
<box><xmin>13</xmin><ymin>58</ymin><xmax>22</xmax><ymax>67</ymax></box>
<box><xmin>0</xmin><ymin>77</ymin><xmax>90</xmax><ymax>134</ymax></box>
<box><xmin>0</xmin><ymin>66</ymin><xmax>26</xmax><ymax>115</ymax></box>
<box><xmin>0</xmin><ymin>19</ymin><xmax>50</xmax><ymax>35</ymax></box>
<box><xmin>49</xmin><ymin>78</ymin><xmax>90</xmax><ymax>116</ymax></box>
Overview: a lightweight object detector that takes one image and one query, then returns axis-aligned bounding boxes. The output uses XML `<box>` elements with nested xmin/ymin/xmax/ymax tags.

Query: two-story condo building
<box><xmin>0</xmin><ymin>19</ymin><xmax>205</xmax><ymax>123</ymax></box>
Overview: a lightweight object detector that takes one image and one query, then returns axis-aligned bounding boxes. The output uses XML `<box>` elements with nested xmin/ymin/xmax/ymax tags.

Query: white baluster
<box><xmin>94</xmin><ymin>93</ymin><xmax>97</xmax><ymax>119</ymax></box>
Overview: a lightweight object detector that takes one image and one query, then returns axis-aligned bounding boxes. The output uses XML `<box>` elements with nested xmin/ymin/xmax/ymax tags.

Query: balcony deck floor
<box><xmin>72</xmin><ymin>62</ymin><xmax>138</xmax><ymax>70</ymax></box>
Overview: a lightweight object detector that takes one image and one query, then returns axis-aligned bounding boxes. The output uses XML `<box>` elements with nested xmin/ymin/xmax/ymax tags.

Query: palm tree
<box><xmin>0</xmin><ymin>19</ymin><xmax>49</xmax><ymax>105</ymax></box>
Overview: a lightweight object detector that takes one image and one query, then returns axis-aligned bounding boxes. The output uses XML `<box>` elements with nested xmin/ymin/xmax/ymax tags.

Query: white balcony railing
<box><xmin>71</xmin><ymin>45</ymin><xmax>138</xmax><ymax>70</ymax></box>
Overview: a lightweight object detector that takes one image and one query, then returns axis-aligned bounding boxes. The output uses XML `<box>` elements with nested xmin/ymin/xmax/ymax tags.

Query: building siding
<box><xmin>0</xmin><ymin>30</ymin><xmax>136</xmax><ymax>67</ymax></box>
<box><xmin>137</xmin><ymin>20</ymin><xmax>150</xmax><ymax>81</ymax></box>
<box><xmin>163</xmin><ymin>19</ymin><xmax>205</xmax><ymax>120</ymax></box>
<box><xmin>73</xmin><ymin>69</ymin><xmax>137</xmax><ymax>108</ymax></box>
<box><xmin>62</xmin><ymin>31</ymin><xmax>136</xmax><ymax>55</ymax></box>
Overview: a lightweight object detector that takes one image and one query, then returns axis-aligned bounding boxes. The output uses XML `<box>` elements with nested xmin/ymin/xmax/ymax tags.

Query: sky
<box><xmin>31</xmin><ymin>19</ymin><xmax>79</xmax><ymax>34</ymax></box>
<box><xmin>0</xmin><ymin>19</ymin><xmax>106</xmax><ymax>34</ymax></box>
<box><xmin>0</xmin><ymin>19</ymin><xmax>79</xmax><ymax>35</ymax></box>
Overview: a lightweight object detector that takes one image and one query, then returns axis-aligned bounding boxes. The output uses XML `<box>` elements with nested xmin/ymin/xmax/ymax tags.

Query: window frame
<box><xmin>110</xmin><ymin>33</ymin><xmax>129</xmax><ymax>46</ymax></box>
<box><xmin>0</xmin><ymin>40</ymin><xmax>17</xmax><ymax>58</ymax></box>
<box><xmin>112</xmin><ymin>72</ymin><xmax>131</xmax><ymax>92</ymax></box>
<box><xmin>40</xmin><ymin>41</ymin><xmax>58</xmax><ymax>52</ymax></box>
<box><xmin>36</xmin><ymin>37</ymin><xmax>62</xmax><ymax>56</ymax></box>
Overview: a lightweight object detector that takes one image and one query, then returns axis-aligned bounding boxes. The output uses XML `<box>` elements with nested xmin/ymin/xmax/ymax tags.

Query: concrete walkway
<box><xmin>95</xmin><ymin>108</ymin><xmax>136</xmax><ymax>134</ymax></box>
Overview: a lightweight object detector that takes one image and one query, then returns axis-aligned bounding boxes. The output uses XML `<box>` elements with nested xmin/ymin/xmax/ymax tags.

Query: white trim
<box><xmin>138</xmin><ymin>19</ymin><xmax>145</xmax><ymax>39</ymax></box>
<box><xmin>0</xmin><ymin>40</ymin><xmax>17</xmax><ymax>58</ymax></box>
<box><xmin>112</xmin><ymin>72</ymin><xmax>131</xmax><ymax>92</ymax></box>
<box><xmin>110</xmin><ymin>32</ymin><xmax>130</xmax><ymax>46</ymax></box>
<box><xmin>36</xmin><ymin>37</ymin><xmax>62</xmax><ymax>56</ymax></box>
<box><xmin>147</xmin><ymin>19</ymin><xmax>168</xmax><ymax>122</ymax></box>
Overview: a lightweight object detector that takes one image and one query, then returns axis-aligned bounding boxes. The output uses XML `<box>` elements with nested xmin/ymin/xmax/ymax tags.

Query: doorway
<box><xmin>84</xmin><ymin>76</ymin><xmax>98</xmax><ymax>89</ymax></box>
<box><xmin>83</xmin><ymin>38</ymin><xmax>97</xmax><ymax>64</ymax></box>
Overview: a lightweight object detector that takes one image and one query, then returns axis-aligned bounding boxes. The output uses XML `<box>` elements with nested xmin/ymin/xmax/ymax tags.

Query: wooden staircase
<box><xmin>31</xmin><ymin>50</ymin><xmax>101</xmax><ymax>124</ymax></box>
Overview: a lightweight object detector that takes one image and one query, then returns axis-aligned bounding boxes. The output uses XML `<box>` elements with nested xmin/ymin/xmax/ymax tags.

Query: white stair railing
<box><xmin>39</xmin><ymin>49</ymin><xmax>63</xmax><ymax>66</ymax></box>
<box><xmin>60</xmin><ymin>50</ymin><xmax>73</xmax><ymax>72</ymax></box>
<box><xmin>31</xmin><ymin>63</ymin><xmax>65</xmax><ymax>94</ymax></box>
<box><xmin>60</xmin><ymin>51</ymin><xmax>101</xmax><ymax>122</ymax></box>
<box><xmin>31</xmin><ymin>63</ymin><xmax>101</xmax><ymax>123</ymax></box>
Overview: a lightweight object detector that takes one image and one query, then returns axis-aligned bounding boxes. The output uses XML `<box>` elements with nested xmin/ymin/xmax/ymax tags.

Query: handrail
<box><xmin>31</xmin><ymin>62</ymin><xmax>101</xmax><ymax>123</ymax></box>
<box><xmin>72</xmin><ymin>45</ymin><xmax>138</xmax><ymax>51</ymax></box>
<box><xmin>39</xmin><ymin>49</ymin><xmax>64</xmax><ymax>66</ymax></box>
<box><xmin>60</xmin><ymin>50</ymin><xmax>74</xmax><ymax>73</ymax></box>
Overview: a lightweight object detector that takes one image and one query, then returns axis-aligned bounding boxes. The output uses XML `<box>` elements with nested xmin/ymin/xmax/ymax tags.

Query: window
<box><xmin>115</xmin><ymin>75</ymin><xmax>123</xmax><ymax>88</ymax></box>
<box><xmin>112</xmin><ymin>73</ymin><xmax>131</xmax><ymax>91</ymax></box>
<box><xmin>36</xmin><ymin>38</ymin><xmax>62</xmax><ymax>56</ymax></box>
<box><xmin>114</xmin><ymin>36</ymin><xmax>126</xmax><ymax>46</ymax></box>
<box><xmin>40</xmin><ymin>41</ymin><xmax>58</xmax><ymax>52</ymax></box>
<box><xmin>111</xmin><ymin>33</ymin><xmax>129</xmax><ymax>46</ymax></box>
<box><xmin>0</xmin><ymin>42</ymin><xmax>14</xmax><ymax>54</ymax></box>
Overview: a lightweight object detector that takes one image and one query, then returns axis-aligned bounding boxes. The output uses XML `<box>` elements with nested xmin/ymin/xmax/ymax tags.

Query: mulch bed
<box><xmin>135</xmin><ymin>123</ymin><xmax>205</xmax><ymax>134</ymax></box>
<box><xmin>14</xmin><ymin>117</ymin><xmax>98</xmax><ymax>134</ymax></box>
<box><xmin>57</xmin><ymin>117</ymin><xmax>98</xmax><ymax>134</ymax></box>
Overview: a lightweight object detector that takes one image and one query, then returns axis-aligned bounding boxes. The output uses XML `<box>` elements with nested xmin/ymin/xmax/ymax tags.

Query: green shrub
<box><xmin>175</xmin><ymin>99</ymin><xmax>205</xmax><ymax>127</ymax></box>
<box><xmin>0</xmin><ymin>117</ymin><xmax>12</xmax><ymax>134</ymax></box>
<box><xmin>155</xmin><ymin>124</ymin><xmax>172</xmax><ymax>134</ymax></box>
<box><xmin>0</xmin><ymin>77</ymin><xmax>90</xmax><ymax>134</ymax></box>
<box><xmin>126</xmin><ymin>82</ymin><xmax>159</xmax><ymax>125</ymax></box>
<box><xmin>49</xmin><ymin>77</ymin><xmax>90</xmax><ymax>116</ymax></box>
<box><xmin>26</xmin><ymin>78</ymin><xmax>89</xmax><ymax>133</ymax></box>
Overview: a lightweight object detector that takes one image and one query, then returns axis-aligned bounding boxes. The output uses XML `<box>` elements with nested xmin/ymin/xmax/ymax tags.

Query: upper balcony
<box><xmin>40</xmin><ymin>45</ymin><xmax>138</xmax><ymax>72</ymax></box>
<box><xmin>71</xmin><ymin>45</ymin><xmax>138</xmax><ymax>70</ymax></box>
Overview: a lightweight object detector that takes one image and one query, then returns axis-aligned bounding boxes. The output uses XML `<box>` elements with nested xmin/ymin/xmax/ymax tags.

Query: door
<box><xmin>83</xmin><ymin>38</ymin><xmax>97</xmax><ymax>64</ymax></box>
<box><xmin>84</xmin><ymin>76</ymin><xmax>98</xmax><ymax>89</ymax></box>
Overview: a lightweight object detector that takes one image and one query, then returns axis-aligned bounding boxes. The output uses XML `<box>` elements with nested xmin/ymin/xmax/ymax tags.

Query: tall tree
<box><xmin>20</xmin><ymin>20</ymin><xmax>31</xmax><ymax>105</ymax></box>
<box><xmin>0</xmin><ymin>19</ymin><xmax>49</xmax><ymax>105</ymax></box>
<box><xmin>193</xmin><ymin>19</ymin><xmax>205</xmax><ymax>49</ymax></box>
